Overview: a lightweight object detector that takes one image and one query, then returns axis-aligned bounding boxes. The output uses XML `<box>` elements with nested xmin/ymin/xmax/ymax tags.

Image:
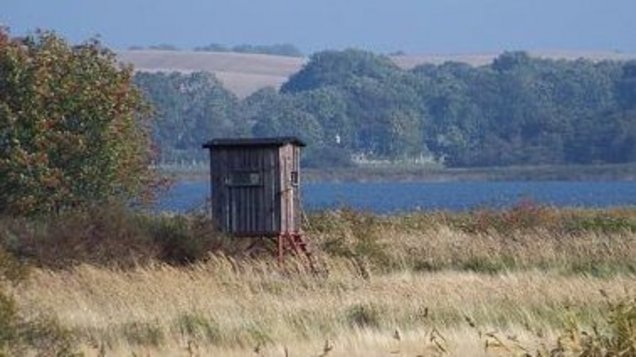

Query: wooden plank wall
<box><xmin>279</xmin><ymin>145</ymin><xmax>289</xmax><ymax>233</ymax></box>
<box><xmin>210</xmin><ymin>146</ymin><xmax>282</xmax><ymax>236</ymax></box>
<box><xmin>293</xmin><ymin>145</ymin><xmax>301</xmax><ymax>232</ymax></box>
<box><xmin>278</xmin><ymin>144</ymin><xmax>302</xmax><ymax>233</ymax></box>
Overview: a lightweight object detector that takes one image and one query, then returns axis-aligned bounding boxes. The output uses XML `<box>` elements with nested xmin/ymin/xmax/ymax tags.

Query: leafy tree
<box><xmin>0</xmin><ymin>30</ymin><xmax>155</xmax><ymax>215</ymax></box>
<box><xmin>281</xmin><ymin>49</ymin><xmax>399</xmax><ymax>93</ymax></box>
<box><xmin>136</xmin><ymin>49</ymin><xmax>636</xmax><ymax>168</ymax></box>
<box><xmin>492</xmin><ymin>51</ymin><xmax>532</xmax><ymax>72</ymax></box>
<box><xmin>135</xmin><ymin>71</ymin><xmax>244</xmax><ymax>163</ymax></box>
<box><xmin>302</xmin><ymin>146</ymin><xmax>354</xmax><ymax>168</ymax></box>
<box><xmin>413</xmin><ymin>62</ymin><xmax>483</xmax><ymax>164</ymax></box>
<box><xmin>248</xmin><ymin>90</ymin><xmax>324</xmax><ymax>145</ymax></box>
<box><xmin>294</xmin><ymin>87</ymin><xmax>353</xmax><ymax>147</ymax></box>
<box><xmin>616</xmin><ymin>61</ymin><xmax>636</xmax><ymax>110</ymax></box>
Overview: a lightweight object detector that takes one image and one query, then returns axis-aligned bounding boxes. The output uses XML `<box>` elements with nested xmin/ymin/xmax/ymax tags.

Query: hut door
<box><xmin>224</xmin><ymin>171</ymin><xmax>262</xmax><ymax>234</ymax></box>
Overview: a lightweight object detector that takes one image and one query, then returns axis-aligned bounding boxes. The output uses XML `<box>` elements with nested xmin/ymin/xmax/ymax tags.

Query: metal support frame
<box><xmin>239</xmin><ymin>232</ymin><xmax>316</xmax><ymax>272</ymax></box>
<box><xmin>276</xmin><ymin>232</ymin><xmax>315</xmax><ymax>271</ymax></box>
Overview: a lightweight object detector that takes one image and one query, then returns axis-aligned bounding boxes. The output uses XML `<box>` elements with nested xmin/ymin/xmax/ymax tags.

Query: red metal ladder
<box><xmin>276</xmin><ymin>232</ymin><xmax>316</xmax><ymax>272</ymax></box>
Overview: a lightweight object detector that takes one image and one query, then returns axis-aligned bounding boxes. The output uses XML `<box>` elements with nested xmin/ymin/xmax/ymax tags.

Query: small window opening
<box><xmin>225</xmin><ymin>171</ymin><xmax>262</xmax><ymax>186</ymax></box>
<box><xmin>291</xmin><ymin>171</ymin><xmax>299</xmax><ymax>186</ymax></box>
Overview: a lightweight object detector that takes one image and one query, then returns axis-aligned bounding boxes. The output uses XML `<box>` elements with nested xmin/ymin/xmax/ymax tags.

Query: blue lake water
<box><xmin>156</xmin><ymin>181</ymin><xmax>636</xmax><ymax>213</ymax></box>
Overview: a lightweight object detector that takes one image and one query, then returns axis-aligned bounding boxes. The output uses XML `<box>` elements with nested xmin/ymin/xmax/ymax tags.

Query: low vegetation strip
<box><xmin>1</xmin><ymin>203</ymin><xmax>635</xmax><ymax>273</ymax></box>
<box><xmin>303</xmin><ymin>162</ymin><xmax>636</xmax><ymax>182</ymax></box>
<box><xmin>310</xmin><ymin>208</ymin><xmax>636</xmax><ymax>276</ymax></box>
<box><xmin>159</xmin><ymin>162</ymin><xmax>636</xmax><ymax>183</ymax></box>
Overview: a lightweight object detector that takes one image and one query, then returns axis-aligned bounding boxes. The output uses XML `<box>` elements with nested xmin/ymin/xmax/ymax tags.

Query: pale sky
<box><xmin>2</xmin><ymin>0</ymin><xmax>635</xmax><ymax>54</ymax></box>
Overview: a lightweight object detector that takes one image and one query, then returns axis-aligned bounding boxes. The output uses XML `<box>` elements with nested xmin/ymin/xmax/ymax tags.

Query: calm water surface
<box><xmin>157</xmin><ymin>181</ymin><xmax>636</xmax><ymax>213</ymax></box>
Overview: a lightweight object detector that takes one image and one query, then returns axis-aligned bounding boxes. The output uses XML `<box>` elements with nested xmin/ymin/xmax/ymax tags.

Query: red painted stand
<box><xmin>276</xmin><ymin>232</ymin><xmax>315</xmax><ymax>271</ymax></box>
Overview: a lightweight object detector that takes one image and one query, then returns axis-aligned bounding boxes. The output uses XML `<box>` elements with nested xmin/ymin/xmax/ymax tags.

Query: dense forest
<box><xmin>134</xmin><ymin>50</ymin><xmax>636</xmax><ymax>168</ymax></box>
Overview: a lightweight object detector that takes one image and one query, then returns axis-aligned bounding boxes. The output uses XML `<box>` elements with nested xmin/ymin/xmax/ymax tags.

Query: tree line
<box><xmin>127</xmin><ymin>43</ymin><xmax>303</xmax><ymax>57</ymax></box>
<box><xmin>136</xmin><ymin>49</ymin><xmax>636</xmax><ymax>168</ymax></box>
<box><xmin>1</xmin><ymin>29</ymin><xmax>635</xmax><ymax>214</ymax></box>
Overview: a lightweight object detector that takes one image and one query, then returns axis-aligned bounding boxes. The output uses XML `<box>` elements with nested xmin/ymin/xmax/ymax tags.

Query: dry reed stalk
<box><xmin>14</xmin><ymin>257</ymin><xmax>636</xmax><ymax>355</ymax></box>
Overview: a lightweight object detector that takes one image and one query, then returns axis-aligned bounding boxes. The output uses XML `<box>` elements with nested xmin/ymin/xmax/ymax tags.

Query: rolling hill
<box><xmin>117</xmin><ymin>49</ymin><xmax>636</xmax><ymax>98</ymax></box>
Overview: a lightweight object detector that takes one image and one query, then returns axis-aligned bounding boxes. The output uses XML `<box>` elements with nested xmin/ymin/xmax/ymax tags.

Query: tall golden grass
<box><xmin>309</xmin><ymin>206</ymin><xmax>636</xmax><ymax>275</ymax></box>
<box><xmin>3</xmin><ymin>206</ymin><xmax>636</xmax><ymax>355</ymax></box>
<box><xmin>13</xmin><ymin>258</ymin><xmax>635</xmax><ymax>356</ymax></box>
<box><xmin>14</xmin><ymin>244</ymin><xmax>636</xmax><ymax>353</ymax></box>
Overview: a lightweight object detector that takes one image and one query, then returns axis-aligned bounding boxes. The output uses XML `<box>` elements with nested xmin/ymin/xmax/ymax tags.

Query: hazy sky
<box><xmin>2</xmin><ymin>0</ymin><xmax>635</xmax><ymax>54</ymax></box>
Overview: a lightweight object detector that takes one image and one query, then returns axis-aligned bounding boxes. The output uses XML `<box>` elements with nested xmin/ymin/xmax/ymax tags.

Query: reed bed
<box><xmin>2</xmin><ymin>205</ymin><xmax>636</xmax><ymax>355</ymax></box>
<box><xmin>309</xmin><ymin>207</ymin><xmax>636</xmax><ymax>275</ymax></box>
<box><xmin>14</xmin><ymin>257</ymin><xmax>636</xmax><ymax>356</ymax></box>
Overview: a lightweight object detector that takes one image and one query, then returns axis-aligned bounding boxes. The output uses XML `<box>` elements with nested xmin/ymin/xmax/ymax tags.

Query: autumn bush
<box><xmin>0</xmin><ymin>203</ymin><xmax>230</xmax><ymax>269</ymax></box>
<box><xmin>449</xmin><ymin>200</ymin><xmax>636</xmax><ymax>235</ymax></box>
<box><xmin>0</xmin><ymin>28</ymin><xmax>157</xmax><ymax>216</ymax></box>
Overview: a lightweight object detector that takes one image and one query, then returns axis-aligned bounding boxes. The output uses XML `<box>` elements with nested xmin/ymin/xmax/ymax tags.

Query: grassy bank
<box><xmin>159</xmin><ymin>162</ymin><xmax>636</xmax><ymax>182</ymax></box>
<box><xmin>1</xmin><ymin>205</ymin><xmax>635</xmax><ymax>355</ymax></box>
<box><xmin>305</xmin><ymin>162</ymin><xmax>636</xmax><ymax>182</ymax></box>
<box><xmin>2</xmin><ymin>203</ymin><xmax>635</xmax><ymax>274</ymax></box>
<box><xmin>308</xmin><ymin>205</ymin><xmax>636</xmax><ymax>275</ymax></box>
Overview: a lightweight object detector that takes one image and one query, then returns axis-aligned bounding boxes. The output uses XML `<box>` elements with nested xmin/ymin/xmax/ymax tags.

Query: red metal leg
<box><xmin>271</xmin><ymin>232</ymin><xmax>316</xmax><ymax>273</ymax></box>
<box><xmin>277</xmin><ymin>234</ymin><xmax>283</xmax><ymax>265</ymax></box>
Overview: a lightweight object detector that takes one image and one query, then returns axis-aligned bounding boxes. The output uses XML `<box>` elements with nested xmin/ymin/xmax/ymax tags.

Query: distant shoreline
<box><xmin>161</xmin><ymin>162</ymin><xmax>636</xmax><ymax>183</ymax></box>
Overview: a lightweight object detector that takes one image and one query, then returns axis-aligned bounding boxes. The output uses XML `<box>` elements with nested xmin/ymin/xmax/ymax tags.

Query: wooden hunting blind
<box><xmin>202</xmin><ymin>137</ymin><xmax>312</xmax><ymax>264</ymax></box>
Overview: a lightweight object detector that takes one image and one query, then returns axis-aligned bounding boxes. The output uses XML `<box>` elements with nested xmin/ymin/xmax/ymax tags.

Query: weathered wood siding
<box><xmin>292</xmin><ymin>144</ymin><xmax>301</xmax><ymax>232</ymax></box>
<box><xmin>210</xmin><ymin>146</ymin><xmax>282</xmax><ymax>236</ymax></box>
<box><xmin>278</xmin><ymin>143</ymin><xmax>302</xmax><ymax>233</ymax></box>
<box><xmin>206</xmin><ymin>138</ymin><xmax>304</xmax><ymax>237</ymax></box>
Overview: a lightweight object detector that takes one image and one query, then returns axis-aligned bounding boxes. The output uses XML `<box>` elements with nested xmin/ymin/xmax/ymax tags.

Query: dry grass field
<box><xmin>117</xmin><ymin>49</ymin><xmax>636</xmax><ymax>97</ymax></box>
<box><xmin>15</xmin><ymin>261</ymin><xmax>634</xmax><ymax>356</ymax></box>
<box><xmin>5</xmin><ymin>206</ymin><xmax>636</xmax><ymax>356</ymax></box>
<box><xmin>117</xmin><ymin>50</ymin><xmax>305</xmax><ymax>98</ymax></box>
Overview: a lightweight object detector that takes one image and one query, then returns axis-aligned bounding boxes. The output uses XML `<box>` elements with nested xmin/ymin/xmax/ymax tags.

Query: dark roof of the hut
<box><xmin>202</xmin><ymin>137</ymin><xmax>306</xmax><ymax>149</ymax></box>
